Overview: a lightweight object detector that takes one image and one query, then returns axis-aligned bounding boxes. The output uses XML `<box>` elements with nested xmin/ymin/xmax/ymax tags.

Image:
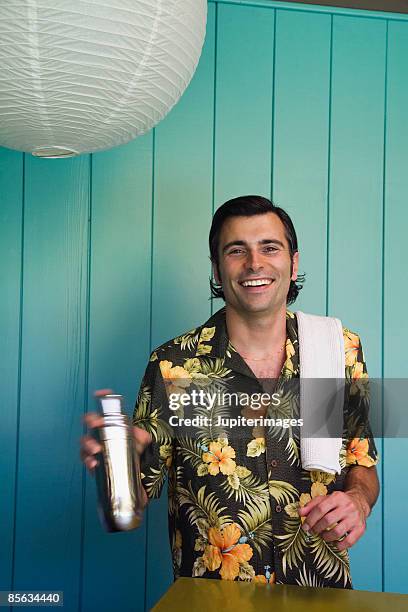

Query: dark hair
<box><xmin>209</xmin><ymin>195</ymin><xmax>305</xmax><ymax>305</ymax></box>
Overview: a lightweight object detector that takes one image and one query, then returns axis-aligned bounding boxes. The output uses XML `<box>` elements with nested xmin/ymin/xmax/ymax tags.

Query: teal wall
<box><xmin>1</xmin><ymin>1</ymin><xmax>407</xmax><ymax>609</ymax></box>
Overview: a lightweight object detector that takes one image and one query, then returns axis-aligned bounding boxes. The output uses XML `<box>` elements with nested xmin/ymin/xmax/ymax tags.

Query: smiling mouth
<box><xmin>239</xmin><ymin>278</ymin><xmax>274</xmax><ymax>287</ymax></box>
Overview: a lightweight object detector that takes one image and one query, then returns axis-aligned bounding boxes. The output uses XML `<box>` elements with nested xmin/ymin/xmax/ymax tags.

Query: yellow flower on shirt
<box><xmin>246</xmin><ymin>437</ymin><xmax>266</xmax><ymax>457</ymax></box>
<box><xmin>285</xmin><ymin>482</ymin><xmax>328</xmax><ymax>524</ymax></box>
<box><xmin>200</xmin><ymin>327</ymin><xmax>216</xmax><ymax>342</ymax></box>
<box><xmin>159</xmin><ymin>444</ymin><xmax>173</xmax><ymax>468</ymax></box>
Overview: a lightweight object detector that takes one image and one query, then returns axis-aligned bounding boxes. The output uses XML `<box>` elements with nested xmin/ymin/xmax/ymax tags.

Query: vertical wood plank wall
<box><xmin>1</xmin><ymin>1</ymin><xmax>407</xmax><ymax>609</ymax></box>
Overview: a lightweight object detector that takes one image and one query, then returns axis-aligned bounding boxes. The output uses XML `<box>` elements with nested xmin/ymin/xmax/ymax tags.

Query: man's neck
<box><xmin>225</xmin><ymin>304</ymin><xmax>287</xmax><ymax>359</ymax></box>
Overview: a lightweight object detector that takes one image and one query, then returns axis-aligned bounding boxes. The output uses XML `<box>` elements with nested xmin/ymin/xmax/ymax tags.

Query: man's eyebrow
<box><xmin>222</xmin><ymin>238</ymin><xmax>285</xmax><ymax>252</ymax></box>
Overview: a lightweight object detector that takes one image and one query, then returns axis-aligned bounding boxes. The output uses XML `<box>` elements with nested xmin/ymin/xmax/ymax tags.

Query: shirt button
<box><xmin>271</xmin><ymin>459</ymin><xmax>278</xmax><ymax>467</ymax></box>
<box><xmin>275</xmin><ymin>505</ymin><xmax>282</xmax><ymax>513</ymax></box>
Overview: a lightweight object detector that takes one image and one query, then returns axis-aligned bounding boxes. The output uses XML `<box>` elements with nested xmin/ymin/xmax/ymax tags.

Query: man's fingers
<box><xmin>133</xmin><ymin>427</ymin><xmax>152</xmax><ymax>454</ymax></box>
<box><xmin>80</xmin><ymin>435</ymin><xmax>103</xmax><ymax>474</ymax></box>
<box><xmin>83</xmin><ymin>389</ymin><xmax>113</xmax><ymax>430</ymax></box>
<box><xmin>141</xmin><ymin>487</ymin><xmax>148</xmax><ymax>509</ymax></box>
<box><xmin>94</xmin><ymin>388</ymin><xmax>113</xmax><ymax>398</ymax></box>
<box><xmin>301</xmin><ymin>495</ymin><xmax>337</xmax><ymax>532</ymax></box>
<box><xmin>321</xmin><ymin>519</ymin><xmax>352</xmax><ymax>542</ymax></box>
<box><xmin>298</xmin><ymin>494</ymin><xmax>326</xmax><ymax>516</ymax></box>
<box><xmin>133</xmin><ymin>427</ymin><xmax>152</xmax><ymax>445</ymax></box>
<box><xmin>311</xmin><ymin>508</ymin><xmax>346</xmax><ymax>536</ymax></box>
<box><xmin>301</xmin><ymin>490</ymin><xmax>367</xmax><ymax>544</ymax></box>
<box><xmin>80</xmin><ymin>435</ymin><xmax>103</xmax><ymax>456</ymax></box>
<box><xmin>83</xmin><ymin>455</ymin><xmax>99</xmax><ymax>472</ymax></box>
<box><xmin>82</xmin><ymin>412</ymin><xmax>105</xmax><ymax>429</ymax></box>
<box><xmin>336</xmin><ymin>525</ymin><xmax>364</xmax><ymax>551</ymax></box>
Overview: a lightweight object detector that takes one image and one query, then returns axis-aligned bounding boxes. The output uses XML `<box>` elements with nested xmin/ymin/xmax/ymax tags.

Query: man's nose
<box><xmin>246</xmin><ymin>249</ymin><xmax>263</xmax><ymax>271</ymax></box>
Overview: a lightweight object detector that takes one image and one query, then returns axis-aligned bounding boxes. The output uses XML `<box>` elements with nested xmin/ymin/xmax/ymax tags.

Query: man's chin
<box><xmin>235</xmin><ymin>300</ymin><xmax>280</xmax><ymax>315</ymax></box>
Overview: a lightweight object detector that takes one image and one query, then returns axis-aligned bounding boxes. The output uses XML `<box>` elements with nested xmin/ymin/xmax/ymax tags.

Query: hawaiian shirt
<box><xmin>133</xmin><ymin>308</ymin><xmax>378</xmax><ymax>589</ymax></box>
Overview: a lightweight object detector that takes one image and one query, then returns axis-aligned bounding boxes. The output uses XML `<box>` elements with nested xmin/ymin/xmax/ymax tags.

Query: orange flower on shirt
<box><xmin>352</xmin><ymin>361</ymin><xmax>365</xmax><ymax>379</ymax></box>
<box><xmin>346</xmin><ymin>438</ymin><xmax>375</xmax><ymax>467</ymax></box>
<box><xmin>202</xmin><ymin>523</ymin><xmax>253</xmax><ymax>580</ymax></box>
<box><xmin>344</xmin><ymin>331</ymin><xmax>360</xmax><ymax>366</ymax></box>
<box><xmin>159</xmin><ymin>360</ymin><xmax>191</xmax><ymax>394</ymax></box>
<box><xmin>349</xmin><ymin>361</ymin><xmax>370</xmax><ymax>399</ymax></box>
<box><xmin>253</xmin><ymin>571</ymin><xmax>275</xmax><ymax>584</ymax></box>
<box><xmin>202</xmin><ymin>440</ymin><xmax>237</xmax><ymax>476</ymax></box>
<box><xmin>253</xmin><ymin>575</ymin><xmax>268</xmax><ymax>583</ymax></box>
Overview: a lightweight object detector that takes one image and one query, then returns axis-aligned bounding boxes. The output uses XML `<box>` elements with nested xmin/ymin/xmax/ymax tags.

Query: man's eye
<box><xmin>263</xmin><ymin>246</ymin><xmax>279</xmax><ymax>253</ymax></box>
<box><xmin>229</xmin><ymin>248</ymin><xmax>244</xmax><ymax>255</ymax></box>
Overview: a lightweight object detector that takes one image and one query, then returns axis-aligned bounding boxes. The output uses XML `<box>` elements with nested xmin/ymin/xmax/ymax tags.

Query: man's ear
<box><xmin>291</xmin><ymin>251</ymin><xmax>299</xmax><ymax>281</ymax></box>
<box><xmin>212</xmin><ymin>262</ymin><xmax>221</xmax><ymax>285</ymax></box>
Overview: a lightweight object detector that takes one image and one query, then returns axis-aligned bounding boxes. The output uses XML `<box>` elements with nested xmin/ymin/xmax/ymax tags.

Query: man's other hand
<box><xmin>298</xmin><ymin>489</ymin><xmax>370</xmax><ymax>551</ymax></box>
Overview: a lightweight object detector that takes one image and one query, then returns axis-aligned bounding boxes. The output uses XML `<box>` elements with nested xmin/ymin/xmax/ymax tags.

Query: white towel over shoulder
<box><xmin>295</xmin><ymin>311</ymin><xmax>345</xmax><ymax>475</ymax></box>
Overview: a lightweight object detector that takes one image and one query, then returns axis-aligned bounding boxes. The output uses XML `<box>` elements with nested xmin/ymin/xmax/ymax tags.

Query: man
<box><xmin>81</xmin><ymin>195</ymin><xmax>379</xmax><ymax>588</ymax></box>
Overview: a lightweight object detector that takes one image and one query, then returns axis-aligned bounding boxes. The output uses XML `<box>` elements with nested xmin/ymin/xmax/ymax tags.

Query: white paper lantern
<box><xmin>0</xmin><ymin>1</ymin><xmax>207</xmax><ymax>157</ymax></box>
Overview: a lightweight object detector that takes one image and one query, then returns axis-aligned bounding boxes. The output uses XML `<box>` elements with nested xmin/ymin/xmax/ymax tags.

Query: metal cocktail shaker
<box><xmin>93</xmin><ymin>394</ymin><xmax>144</xmax><ymax>532</ymax></box>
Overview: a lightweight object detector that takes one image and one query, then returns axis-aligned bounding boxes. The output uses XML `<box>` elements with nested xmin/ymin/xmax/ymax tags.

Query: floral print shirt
<box><xmin>133</xmin><ymin>308</ymin><xmax>378</xmax><ymax>589</ymax></box>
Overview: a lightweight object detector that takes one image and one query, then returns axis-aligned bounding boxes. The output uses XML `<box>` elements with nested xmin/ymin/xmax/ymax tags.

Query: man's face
<box><xmin>214</xmin><ymin>212</ymin><xmax>299</xmax><ymax>316</ymax></box>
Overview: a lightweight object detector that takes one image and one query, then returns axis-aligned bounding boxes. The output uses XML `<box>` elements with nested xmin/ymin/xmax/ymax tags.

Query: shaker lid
<box><xmin>100</xmin><ymin>394</ymin><xmax>122</xmax><ymax>415</ymax></box>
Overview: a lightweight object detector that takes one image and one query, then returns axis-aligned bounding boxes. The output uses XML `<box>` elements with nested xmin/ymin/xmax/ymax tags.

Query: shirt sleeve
<box><xmin>132</xmin><ymin>353</ymin><xmax>174</xmax><ymax>499</ymax></box>
<box><xmin>343</xmin><ymin>331</ymin><xmax>379</xmax><ymax>468</ymax></box>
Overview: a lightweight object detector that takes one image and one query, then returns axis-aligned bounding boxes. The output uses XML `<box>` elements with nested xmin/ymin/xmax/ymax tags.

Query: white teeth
<box><xmin>241</xmin><ymin>279</ymin><xmax>272</xmax><ymax>287</ymax></box>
